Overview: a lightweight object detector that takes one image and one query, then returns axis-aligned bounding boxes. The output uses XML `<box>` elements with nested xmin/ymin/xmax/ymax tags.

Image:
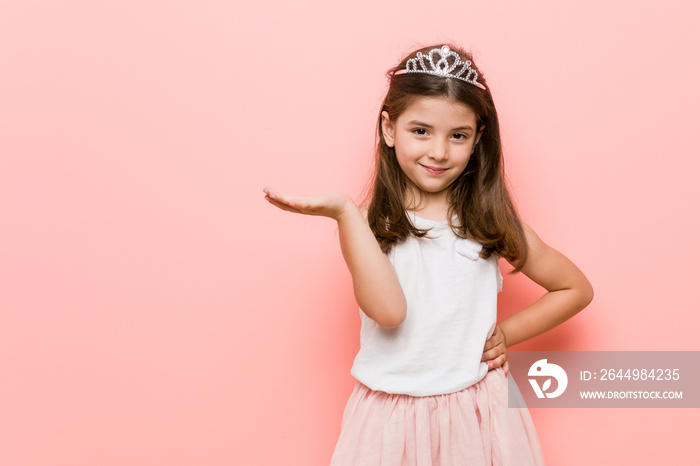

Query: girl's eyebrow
<box><xmin>407</xmin><ymin>120</ymin><xmax>473</xmax><ymax>131</ymax></box>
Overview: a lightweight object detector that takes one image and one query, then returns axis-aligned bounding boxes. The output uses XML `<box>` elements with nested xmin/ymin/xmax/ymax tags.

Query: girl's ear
<box><xmin>381</xmin><ymin>111</ymin><xmax>395</xmax><ymax>147</ymax></box>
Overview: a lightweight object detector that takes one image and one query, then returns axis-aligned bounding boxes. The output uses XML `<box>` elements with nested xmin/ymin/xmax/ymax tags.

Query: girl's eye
<box><xmin>412</xmin><ymin>128</ymin><xmax>428</xmax><ymax>136</ymax></box>
<box><xmin>452</xmin><ymin>133</ymin><xmax>468</xmax><ymax>140</ymax></box>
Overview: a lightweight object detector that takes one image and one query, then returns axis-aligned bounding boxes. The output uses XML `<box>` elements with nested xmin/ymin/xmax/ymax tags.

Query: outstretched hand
<box><xmin>263</xmin><ymin>187</ymin><xmax>353</xmax><ymax>220</ymax></box>
<box><xmin>482</xmin><ymin>323</ymin><xmax>509</xmax><ymax>376</ymax></box>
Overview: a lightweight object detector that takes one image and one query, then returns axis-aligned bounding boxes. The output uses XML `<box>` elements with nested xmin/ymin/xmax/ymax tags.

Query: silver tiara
<box><xmin>394</xmin><ymin>45</ymin><xmax>486</xmax><ymax>90</ymax></box>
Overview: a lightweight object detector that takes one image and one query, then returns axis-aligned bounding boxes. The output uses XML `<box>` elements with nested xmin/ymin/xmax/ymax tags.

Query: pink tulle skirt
<box><xmin>330</xmin><ymin>366</ymin><xmax>545</xmax><ymax>466</ymax></box>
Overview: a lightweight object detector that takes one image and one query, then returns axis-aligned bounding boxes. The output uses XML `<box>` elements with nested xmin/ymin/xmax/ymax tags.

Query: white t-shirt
<box><xmin>350</xmin><ymin>211</ymin><xmax>503</xmax><ymax>397</ymax></box>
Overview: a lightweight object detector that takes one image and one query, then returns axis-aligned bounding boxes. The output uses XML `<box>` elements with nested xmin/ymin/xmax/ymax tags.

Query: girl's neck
<box><xmin>404</xmin><ymin>189</ymin><xmax>450</xmax><ymax>221</ymax></box>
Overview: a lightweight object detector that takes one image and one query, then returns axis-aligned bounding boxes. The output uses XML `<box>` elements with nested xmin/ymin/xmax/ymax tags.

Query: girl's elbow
<box><xmin>578</xmin><ymin>280</ymin><xmax>594</xmax><ymax>310</ymax></box>
<box><xmin>586</xmin><ymin>284</ymin><xmax>594</xmax><ymax>305</ymax></box>
<box><xmin>380</xmin><ymin>314</ymin><xmax>406</xmax><ymax>329</ymax></box>
<box><xmin>378</xmin><ymin>305</ymin><xmax>407</xmax><ymax>329</ymax></box>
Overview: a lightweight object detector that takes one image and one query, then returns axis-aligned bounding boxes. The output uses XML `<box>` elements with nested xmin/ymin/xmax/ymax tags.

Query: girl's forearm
<box><xmin>336</xmin><ymin>203</ymin><xmax>407</xmax><ymax>328</ymax></box>
<box><xmin>499</xmin><ymin>287</ymin><xmax>592</xmax><ymax>348</ymax></box>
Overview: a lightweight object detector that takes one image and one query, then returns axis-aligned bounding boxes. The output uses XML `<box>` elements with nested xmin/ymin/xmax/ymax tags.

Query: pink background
<box><xmin>1</xmin><ymin>1</ymin><xmax>699</xmax><ymax>464</ymax></box>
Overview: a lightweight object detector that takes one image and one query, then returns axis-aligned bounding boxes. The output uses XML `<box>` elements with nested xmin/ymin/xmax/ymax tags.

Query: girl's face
<box><xmin>381</xmin><ymin>96</ymin><xmax>483</xmax><ymax>207</ymax></box>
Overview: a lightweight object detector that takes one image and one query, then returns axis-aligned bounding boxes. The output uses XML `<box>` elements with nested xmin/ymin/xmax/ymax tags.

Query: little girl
<box><xmin>263</xmin><ymin>44</ymin><xmax>593</xmax><ymax>465</ymax></box>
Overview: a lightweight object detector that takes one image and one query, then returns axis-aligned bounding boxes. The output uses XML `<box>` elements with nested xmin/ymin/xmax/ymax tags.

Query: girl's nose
<box><xmin>428</xmin><ymin>140</ymin><xmax>448</xmax><ymax>161</ymax></box>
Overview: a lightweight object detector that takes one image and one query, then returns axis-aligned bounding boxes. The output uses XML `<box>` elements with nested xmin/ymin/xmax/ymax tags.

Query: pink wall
<box><xmin>1</xmin><ymin>1</ymin><xmax>698</xmax><ymax>464</ymax></box>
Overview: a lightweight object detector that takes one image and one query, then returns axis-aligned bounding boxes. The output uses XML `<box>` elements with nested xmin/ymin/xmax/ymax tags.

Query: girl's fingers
<box><xmin>265</xmin><ymin>188</ymin><xmax>291</xmax><ymax>204</ymax></box>
<box><xmin>265</xmin><ymin>195</ymin><xmax>302</xmax><ymax>214</ymax></box>
<box><xmin>263</xmin><ymin>187</ymin><xmax>349</xmax><ymax>218</ymax></box>
<box><xmin>264</xmin><ymin>187</ymin><xmax>302</xmax><ymax>208</ymax></box>
<box><xmin>264</xmin><ymin>188</ymin><xmax>315</xmax><ymax>211</ymax></box>
<box><xmin>483</xmin><ymin>335</ymin><xmax>504</xmax><ymax>352</ymax></box>
<box><xmin>481</xmin><ymin>343</ymin><xmax>506</xmax><ymax>362</ymax></box>
<box><xmin>487</xmin><ymin>354</ymin><xmax>507</xmax><ymax>370</ymax></box>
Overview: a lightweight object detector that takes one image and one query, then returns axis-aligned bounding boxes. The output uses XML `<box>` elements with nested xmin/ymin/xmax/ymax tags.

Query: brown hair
<box><xmin>360</xmin><ymin>43</ymin><xmax>528</xmax><ymax>271</ymax></box>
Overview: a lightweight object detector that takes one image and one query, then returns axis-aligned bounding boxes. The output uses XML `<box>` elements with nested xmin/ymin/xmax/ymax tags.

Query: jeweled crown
<box><xmin>394</xmin><ymin>45</ymin><xmax>486</xmax><ymax>90</ymax></box>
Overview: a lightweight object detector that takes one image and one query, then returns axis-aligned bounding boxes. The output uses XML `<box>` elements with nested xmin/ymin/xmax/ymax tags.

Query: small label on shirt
<box><xmin>454</xmin><ymin>239</ymin><xmax>483</xmax><ymax>260</ymax></box>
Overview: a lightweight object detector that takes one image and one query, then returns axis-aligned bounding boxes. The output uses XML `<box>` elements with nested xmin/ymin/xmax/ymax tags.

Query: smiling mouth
<box><xmin>420</xmin><ymin>164</ymin><xmax>448</xmax><ymax>175</ymax></box>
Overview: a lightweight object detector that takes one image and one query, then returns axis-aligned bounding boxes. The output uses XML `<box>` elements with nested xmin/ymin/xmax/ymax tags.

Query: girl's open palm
<box><xmin>263</xmin><ymin>187</ymin><xmax>352</xmax><ymax>220</ymax></box>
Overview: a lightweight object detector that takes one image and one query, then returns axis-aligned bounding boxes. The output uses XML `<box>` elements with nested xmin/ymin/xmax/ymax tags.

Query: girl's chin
<box><xmin>414</xmin><ymin>184</ymin><xmax>451</xmax><ymax>195</ymax></box>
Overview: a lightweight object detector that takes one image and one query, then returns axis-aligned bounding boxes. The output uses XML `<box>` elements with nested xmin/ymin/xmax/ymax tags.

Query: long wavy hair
<box><xmin>360</xmin><ymin>43</ymin><xmax>528</xmax><ymax>271</ymax></box>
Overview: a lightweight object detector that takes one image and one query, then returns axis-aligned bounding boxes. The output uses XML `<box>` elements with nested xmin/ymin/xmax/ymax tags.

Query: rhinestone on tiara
<box><xmin>394</xmin><ymin>45</ymin><xmax>486</xmax><ymax>90</ymax></box>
